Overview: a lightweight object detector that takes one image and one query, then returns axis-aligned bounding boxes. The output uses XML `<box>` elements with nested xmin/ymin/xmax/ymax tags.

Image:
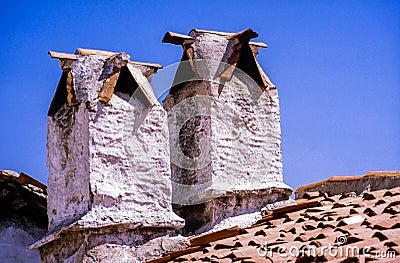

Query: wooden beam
<box><xmin>227</xmin><ymin>28</ymin><xmax>258</xmax><ymax>42</ymax></box>
<box><xmin>66</xmin><ymin>71</ymin><xmax>79</xmax><ymax>106</ymax></box>
<box><xmin>98</xmin><ymin>72</ymin><xmax>120</xmax><ymax>103</ymax></box>
<box><xmin>127</xmin><ymin>64</ymin><xmax>158</xmax><ymax>106</ymax></box>
<box><xmin>219</xmin><ymin>42</ymin><xmax>242</xmax><ymax>81</ymax></box>
<box><xmin>48</xmin><ymin>51</ymin><xmax>78</xmax><ymax>60</ymax></box>
<box><xmin>249</xmin><ymin>41</ymin><xmax>268</xmax><ymax>48</ymax></box>
<box><xmin>129</xmin><ymin>61</ymin><xmax>163</xmax><ymax>69</ymax></box>
<box><xmin>162</xmin><ymin>32</ymin><xmax>195</xmax><ymax>45</ymax></box>
<box><xmin>75</xmin><ymin>48</ymin><xmax>125</xmax><ymax>58</ymax></box>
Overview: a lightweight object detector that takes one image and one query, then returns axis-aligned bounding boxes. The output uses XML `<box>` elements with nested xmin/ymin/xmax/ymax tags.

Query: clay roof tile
<box><xmin>148</xmin><ymin>175</ymin><xmax>400</xmax><ymax>263</ymax></box>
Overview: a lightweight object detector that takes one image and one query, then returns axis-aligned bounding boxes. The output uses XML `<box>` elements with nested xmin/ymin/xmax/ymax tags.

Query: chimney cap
<box><xmin>48</xmin><ymin>49</ymin><xmax>162</xmax><ymax>69</ymax></box>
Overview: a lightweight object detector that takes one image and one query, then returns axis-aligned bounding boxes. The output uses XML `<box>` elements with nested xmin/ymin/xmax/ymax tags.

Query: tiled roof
<box><xmin>147</xmin><ymin>185</ymin><xmax>400</xmax><ymax>262</ymax></box>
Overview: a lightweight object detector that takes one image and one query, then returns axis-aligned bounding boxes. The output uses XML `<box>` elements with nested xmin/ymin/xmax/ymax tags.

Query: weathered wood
<box><xmin>227</xmin><ymin>28</ymin><xmax>258</xmax><ymax>41</ymax></box>
<box><xmin>162</xmin><ymin>32</ymin><xmax>195</xmax><ymax>45</ymax></box>
<box><xmin>249</xmin><ymin>41</ymin><xmax>268</xmax><ymax>48</ymax></box>
<box><xmin>127</xmin><ymin>64</ymin><xmax>157</xmax><ymax>106</ymax></box>
<box><xmin>48</xmin><ymin>51</ymin><xmax>78</xmax><ymax>60</ymax></box>
<box><xmin>75</xmin><ymin>48</ymin><xmax>122</xmax><ymax>58</ymax></box>
<box><xmin>129</xmin><ymin>61</ymin><xmax>163</xmax><ymax>69</ymax></box>
<box><xmin>220</xmin><ymin>42</ymin><xmax>242</xmax><ymax>81</ymax></box>
<box><xmin>98</xmin><ymin>72</ymin><xmax>120</xmax><ymax>103</ymax></box>
<box><xmin>59</xmin><ymin>59</ymin><xmax>75</xmax><ymax>72</ymax></box>
<box><xmin>66</xmin><ymin>71</ymin><xmax>79</xmax><ymax>106</ymax></box>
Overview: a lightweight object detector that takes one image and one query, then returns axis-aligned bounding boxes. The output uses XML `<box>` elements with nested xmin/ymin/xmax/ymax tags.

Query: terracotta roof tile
<box><xmin>147</xmin><ymin>177</ymin><xmax>400</xmax><ymax>263</ymax></box>
<box><xmin>301</xmin><ymin>191</ymin><xmax>321</xmax><ymax>200</ymax></box>
<box><xmin>48</xmin><ymin>51</ymin><xmax>78</xmax><ymax>60</ymax></box>
<box><xmin>188</xmin><ymin>226</ymin><xmax>240</xmax><ymax>246</ymax></box>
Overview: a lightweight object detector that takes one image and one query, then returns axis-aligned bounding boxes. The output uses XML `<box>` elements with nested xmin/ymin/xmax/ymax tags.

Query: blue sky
<box><xmin>0</xmin><ymin>0</ymin><xmax>399</xmax><ymax>190</ymax></box>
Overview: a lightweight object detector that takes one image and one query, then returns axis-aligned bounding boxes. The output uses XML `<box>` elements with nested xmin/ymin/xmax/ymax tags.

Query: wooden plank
<box><xmin>249</xmin><ymin>41</ymin><xmax>268</xmax><ymax>48</ymax></box>
<box><xmin>98</xmin><ymin>72</ymin><xmax>120</xmax><ymax>103</ymax></box>
<box><xmin>75</xmin><ymin>48</ymin><xmax>119</xmax><ymax>57</ymax></box>
<box><xmin>220</xmin><ymin>64</ymin><xmax>237</xmax><ymax>81</ymax></box>
<box><xmin>162</xmin><ymin>31</ymin><xmax>195</xmax><ymax>45</ymax></box>
<box><xmin>227</xmin><ymin>28</ymin><xmax>258</xmax><ymax>41</ymax></box>
<box><xmin>66</xmin><ymin>71</ymin><xmax>79</xmax><ymax>106</ymax></box>
<box><xmin>60</xmin><ymin>59</ymin><xmax>75</xmax><ymax>72</ymax></box>
<box><xmin>48</xmin><ymin>51</ymin><xmax>78</xmax><ymax>60</ymax></box>
<box><xmin>130</xmin><ymin>61</ymin><xmax>163</xmax><ymax>69</ymax></box>
<box><xmin>127</xmin><ymin>64</ymin><xmax>158</xmax><ymax>106</ymax></box>
<box><xmin>219</xmin><ymin>42</ymin><xmax>242</xmax><ymax>81</ymax></box>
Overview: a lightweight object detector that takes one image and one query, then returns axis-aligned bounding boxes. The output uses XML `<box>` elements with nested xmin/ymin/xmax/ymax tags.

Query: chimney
<box><xmin>162</xmin><ymin>29</ymin><xmax>292</xmax><ymax>233</ymax></box>
<box><xmin>31</xmin><ymin>49</ymin><xmax>184</xmax><ymax>262</ymax></box>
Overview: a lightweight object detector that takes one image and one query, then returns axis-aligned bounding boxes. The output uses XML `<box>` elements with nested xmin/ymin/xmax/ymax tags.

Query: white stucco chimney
<box><xmin>163</xmin><ymin>29</ymin><xmax>292</xmax><ymax>233</ymax></box>
<box><xmin>32</xmin><ymin>49</ymin><xmax>184</xmax><ymax>262</ymax></box>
